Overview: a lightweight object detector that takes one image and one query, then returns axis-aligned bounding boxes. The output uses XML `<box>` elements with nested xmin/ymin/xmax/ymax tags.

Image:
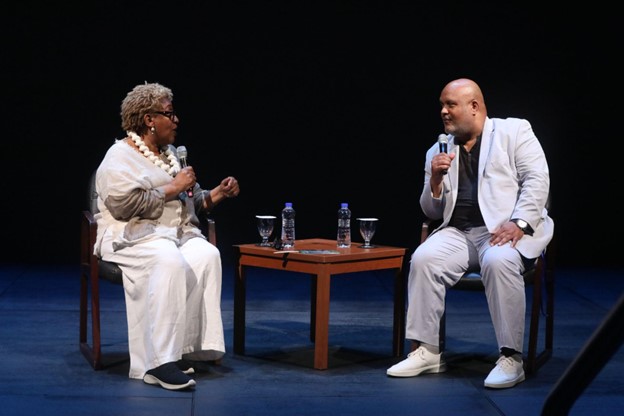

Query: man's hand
<box><xmin>490</xmin><ymin>221</ymin><xmax>525</xmax><ymax>247</ymax></box>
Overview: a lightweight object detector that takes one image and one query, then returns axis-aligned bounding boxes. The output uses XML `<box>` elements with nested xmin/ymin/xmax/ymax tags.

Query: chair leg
<box><xmin>545</xmin><ymin>256</ymin><xmax>555</xmax><ymax>353</ymax></box>
<box><xmin>79</xmin><ymin>263</ymin><xmax>103</xmax><ymax>370</ymax></box>
<box><xmin>90</xmin><ymin>269</ymin><xmax>103</xmax><ymax>370</ymax></box>
<box><xmin>79</xmin><ymin>268</ymin><xmax>88</xmax><ymax>348</ymax></box>
<box><xmin>526</xmin><ymin>264</ymin><xmax>542</xmax><ymax>374</ymax></box>
<box><xmin>534</xmin><ymin>255</ymin><xmax>555</xmax><ymax>372</ymax></box>
<box><xmin>439</xmin><ymin>309</ymin><xmax>446</xmax><ymax>353</ymax></box>
<box><xmin>525</xmin><ymin>254</ymin><xmax>554</xmax><ymax>375</ymax></box>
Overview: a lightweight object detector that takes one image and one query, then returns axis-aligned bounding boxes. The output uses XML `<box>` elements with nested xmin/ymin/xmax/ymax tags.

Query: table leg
<box><xmin>233</xmin><ymin>252</ymin><xmax>246</xmax><ymax>355</ymax></box>
<box><xmin>393</xmin><ymin>265</ymin><xmax>406</xmax><ymax>357</ymax></box>
<box><xmin>310</xmin><ymin>275</ymin><xmax>316</xmax><ymax>342</ymax></box>
<box><xmin>313</xmin><ymin>270</ymin><xmax>331</xmax><ymax>370</ymax></box>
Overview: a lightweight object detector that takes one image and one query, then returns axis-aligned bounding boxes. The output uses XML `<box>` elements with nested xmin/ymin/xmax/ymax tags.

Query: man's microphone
<box><xmin>176</xmin><ymin>146</ymin><xmax>194</xmax><ymax>197</ymax></box>
<box><xmin>438</xmin><ymin>134</ymin><xmax>448</xmax><ymax>175</ymax></box>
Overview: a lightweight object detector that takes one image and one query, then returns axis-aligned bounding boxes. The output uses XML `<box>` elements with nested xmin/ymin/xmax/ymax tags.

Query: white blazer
<box><xmin>420</xmin><ymin>117</ymin><xmax>554</xmax><ymax>259</ymax></box>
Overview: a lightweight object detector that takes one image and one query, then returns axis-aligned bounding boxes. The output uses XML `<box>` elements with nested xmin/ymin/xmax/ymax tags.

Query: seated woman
<box><xmin>94</xmin><ymin>82</ymin><xmax>240</xmax><ymax>390</ymax></box>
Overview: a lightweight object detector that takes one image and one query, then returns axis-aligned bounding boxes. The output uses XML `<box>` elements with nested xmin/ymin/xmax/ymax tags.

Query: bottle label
<box><xmin>281</xmin><ymin>215</ymin><xmax>295</xmax><ymax>247</ymax></box>
<box><xmin>337</xmin><ymin>218</ymin><xmax>351</xmax><ymax>247</ymax></box>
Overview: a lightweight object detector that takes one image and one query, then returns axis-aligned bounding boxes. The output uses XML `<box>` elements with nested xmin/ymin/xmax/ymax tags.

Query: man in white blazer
<box><xmin>387</xmin><ymin>78</ymin><xmax>554</xmax><ymax>389</ymax></box>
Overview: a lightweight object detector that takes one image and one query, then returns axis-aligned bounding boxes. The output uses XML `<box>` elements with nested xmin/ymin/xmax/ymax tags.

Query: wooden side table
<box><xmin>233</xmin><ymin>238</ymin><xmax>407</xmax><ymax>370</ymax></box>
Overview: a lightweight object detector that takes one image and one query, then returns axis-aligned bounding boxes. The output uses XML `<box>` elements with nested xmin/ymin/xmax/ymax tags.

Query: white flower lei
<box><xmin>128</xmin><ymin>131</ymin><xmax>181</xmax><ymax>176</ymax></box>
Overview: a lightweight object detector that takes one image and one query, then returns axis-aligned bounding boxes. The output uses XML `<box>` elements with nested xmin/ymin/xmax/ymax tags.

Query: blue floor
<box><xmin>0</xmin><ymin>263</ymin><xmax>622</xmax><ymax>416</ymax></box>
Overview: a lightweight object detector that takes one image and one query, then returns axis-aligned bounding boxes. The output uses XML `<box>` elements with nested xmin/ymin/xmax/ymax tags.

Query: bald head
<box><xmin>440</xmin><ymin>78</ymin><xmax>487</xmax><ymax>141</ymax></box>
<box><xmin>443</xmin><ymin>78</ymin><xmax>485</xmax><ymax>110</ymax></box>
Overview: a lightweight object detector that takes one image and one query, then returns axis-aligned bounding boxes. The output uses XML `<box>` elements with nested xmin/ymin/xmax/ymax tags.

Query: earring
<box><xmin>150</xmin><ymin>126</ymin><xmax>156</xmax><ymax>134</ymax></box>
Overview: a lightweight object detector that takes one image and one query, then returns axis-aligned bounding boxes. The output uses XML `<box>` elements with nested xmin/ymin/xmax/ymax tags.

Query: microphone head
<box><xmin>176</xmin><ymin>145</ymin><xmax>187</xmax><ymax>159</ymax></box>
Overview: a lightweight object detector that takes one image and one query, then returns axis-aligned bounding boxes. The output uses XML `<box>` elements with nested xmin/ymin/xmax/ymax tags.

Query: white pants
<box><xmin>405</xmin><ymin>226</ymin><xmax>528</xmax><ymax>353</ymax></box>
<box><xmin>101</xmin><ymin>236</ymin><xmax>224</xmax><ymax>379</ymax></box>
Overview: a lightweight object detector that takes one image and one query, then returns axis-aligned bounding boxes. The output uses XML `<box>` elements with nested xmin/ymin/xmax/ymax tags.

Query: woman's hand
<box><xmin>204</xmin><ymin>176</ymin><xmax>240</xmax><ymax>210</ymax></box>
<box><xmin>219</xmin><ymin>176</ymin><xmax>240</xmax><ymax>199</ymax></box>
<box><xmin>174</xmin><ymin>166</ymin><xmax>196</xmax><ymax>194</ymax></box>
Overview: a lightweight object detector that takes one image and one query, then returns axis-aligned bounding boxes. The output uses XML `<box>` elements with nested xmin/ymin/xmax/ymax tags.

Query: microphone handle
<box><xmin>438</xmin><ymin>143</ymin><xmax>448</xmax><ymax>175</ymax></box>
<box><xmin>179</xmin><ymin>157</ymin><xmax>194</xmax><ymax>197</ymax></box>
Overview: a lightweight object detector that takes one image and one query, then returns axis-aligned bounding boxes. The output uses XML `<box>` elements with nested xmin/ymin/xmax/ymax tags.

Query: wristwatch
<box><xmin>511</xmin><ymin>219</ymin><xmax>533</xmax><ymax>235</ymax></box>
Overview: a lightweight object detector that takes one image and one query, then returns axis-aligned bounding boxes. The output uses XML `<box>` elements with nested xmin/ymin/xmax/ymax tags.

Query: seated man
<box><xmin>386</xmin><ymin>78</ymin><xmax>553</xmax><ymax>389</ymax></box>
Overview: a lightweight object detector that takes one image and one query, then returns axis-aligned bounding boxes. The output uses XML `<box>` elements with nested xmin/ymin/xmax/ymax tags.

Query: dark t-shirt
<box><xmin>448</xmin><ymin>136</ymin><xmax>486</xmax><ymax>231</ymax></box>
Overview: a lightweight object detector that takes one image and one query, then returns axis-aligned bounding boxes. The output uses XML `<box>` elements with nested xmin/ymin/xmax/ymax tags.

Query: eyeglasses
<box><xmin>152</xmin><ymin>110</ymin><xmax>177</xmax><ymax>121</ymax></box>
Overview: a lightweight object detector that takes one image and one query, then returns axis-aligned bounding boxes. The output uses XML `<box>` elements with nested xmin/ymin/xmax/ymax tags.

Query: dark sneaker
<box><xmin>143</xmin><ymin>362</ymin><xmax>196</xmax><ymax>390</ymax></box>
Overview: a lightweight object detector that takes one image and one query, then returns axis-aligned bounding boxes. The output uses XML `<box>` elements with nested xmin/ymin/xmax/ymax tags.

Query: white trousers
<box><xmin>101</xmin><ymin>236</ymin><xmax>224</xmax><ymax>379</ymax></box>
<box><xmin>405</xmin><ymin>226</ymin><xmax>528</xmax><ymax>353</ymax></box>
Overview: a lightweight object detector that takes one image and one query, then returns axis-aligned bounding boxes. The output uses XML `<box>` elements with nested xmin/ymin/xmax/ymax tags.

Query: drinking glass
<box><xmin>357</xmin><ymin>218</ymin><xmax>378</xmax><ymax>248</ymax></box>
<box><xmin>256</xmin><ymin>215</ymin><xmax>276</xmax><ymax>246</ymax></box>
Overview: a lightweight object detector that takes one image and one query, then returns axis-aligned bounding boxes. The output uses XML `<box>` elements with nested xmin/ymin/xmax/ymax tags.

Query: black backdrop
<box><xmin>2</xmin><ymin>3</ymin><xmax>617</xmax><ymax>267</ymax></box>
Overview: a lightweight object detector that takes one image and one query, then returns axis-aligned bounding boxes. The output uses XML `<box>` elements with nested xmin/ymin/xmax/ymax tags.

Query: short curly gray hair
<box><xmin>120</xmin><ymin>82</ymin><xmax>173</xmax><ymax>134</ymax></box>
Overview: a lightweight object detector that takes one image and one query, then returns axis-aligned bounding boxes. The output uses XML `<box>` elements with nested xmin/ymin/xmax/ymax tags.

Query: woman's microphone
<box><xmin>176</xmin><ymin>146</ymin><xmax>194</xmax><ymax>197</ymax></box>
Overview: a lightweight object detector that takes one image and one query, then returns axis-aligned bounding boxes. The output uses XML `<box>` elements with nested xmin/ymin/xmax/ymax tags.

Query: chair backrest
<box><xmin>84</xmin><ymin>170</ymin><xmax>122</xmax><ymax>283</ymax></box>
<box><xmin>88</xmin><ymin>171</ymin><xmax>99</xmax><ymax>214</ymax></box>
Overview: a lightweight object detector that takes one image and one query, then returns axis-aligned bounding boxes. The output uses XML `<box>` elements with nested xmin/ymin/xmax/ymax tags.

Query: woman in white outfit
<box><xmin>94</xmin><ymin>82</ymin><xmax>240</xmax><ymax>390</ymax></box>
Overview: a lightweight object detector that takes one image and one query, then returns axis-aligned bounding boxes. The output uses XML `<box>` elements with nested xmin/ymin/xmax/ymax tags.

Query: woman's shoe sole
<box><xmin>143</xmin><ymin>374</ymin><xmax>196</xmax><ymax>390</ymax></box>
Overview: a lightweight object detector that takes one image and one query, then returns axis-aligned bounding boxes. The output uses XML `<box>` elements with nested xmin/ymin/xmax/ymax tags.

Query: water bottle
<box><xmin>281</xmin><ymin>202</ymin><xmax>296</xmax><ymax>248</ymax></box>
<box><xmin>337</xmin><ymin>202</ymin><xmax>351</xmax><ymax>248</ymax></box>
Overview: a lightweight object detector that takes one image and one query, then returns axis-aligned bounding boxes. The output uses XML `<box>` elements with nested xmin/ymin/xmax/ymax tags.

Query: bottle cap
<box><xmin>341</xmin><ymin>203</ymin><xmax>348</xmax><ymax>208</ymax></box>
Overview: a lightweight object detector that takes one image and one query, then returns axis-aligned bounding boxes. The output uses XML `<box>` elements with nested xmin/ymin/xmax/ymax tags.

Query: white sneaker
<box><xmin>386</xmin><ymin>346</ymin><xmax>446</xmax><ymax>377</ymax></box>
<box><xmin>484</xmin><ymin>356</ymin><xmax>525</xmax><ymax>389</ymax></box>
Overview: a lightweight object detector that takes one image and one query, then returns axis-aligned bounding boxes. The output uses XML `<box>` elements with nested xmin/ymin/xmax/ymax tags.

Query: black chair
<box><xmin>419</xmin><ymin>216</ymin><xmax>555</xmax><ymax>375</ymax></box>
<box><xmin>79</xmin><ymin>171</ymin><xmax>216</xmax><ymax>370</ymax></box>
